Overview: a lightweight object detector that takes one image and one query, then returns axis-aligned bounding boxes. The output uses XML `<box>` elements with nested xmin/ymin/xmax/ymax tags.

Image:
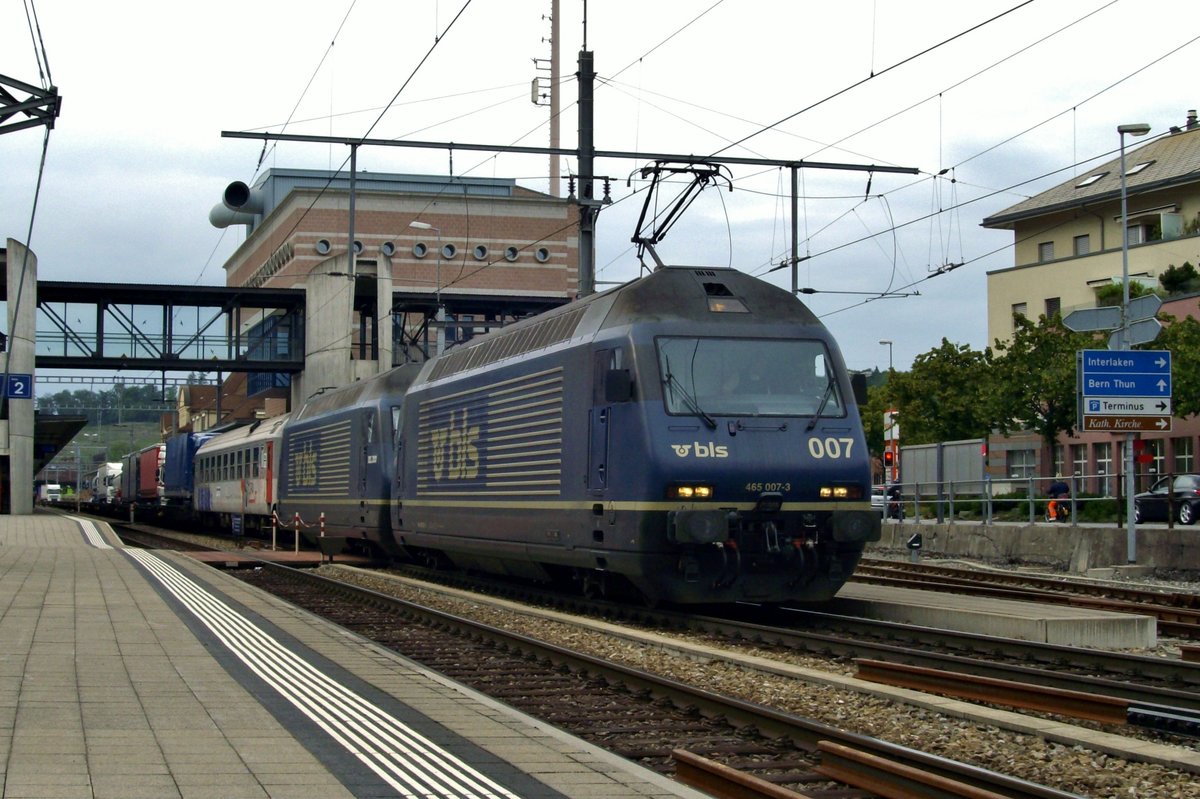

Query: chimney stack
<box><xmin>1188</xmin><ymin>109</ymin><xmax>1198</xmax><ymax>130</ymax></box>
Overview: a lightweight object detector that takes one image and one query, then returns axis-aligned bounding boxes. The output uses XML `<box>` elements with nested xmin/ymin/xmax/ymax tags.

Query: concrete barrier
<box><xmin>870</xmin><ymin>520</ymin><xmax>1200</xmax><ymax>575</ymax></box>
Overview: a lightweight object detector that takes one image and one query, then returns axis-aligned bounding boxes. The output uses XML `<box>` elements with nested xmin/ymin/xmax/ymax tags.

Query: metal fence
<box><xmin>880</xmin><ymin>471</ymin><xmax>1177</xmax><ymax>527</ymax></box>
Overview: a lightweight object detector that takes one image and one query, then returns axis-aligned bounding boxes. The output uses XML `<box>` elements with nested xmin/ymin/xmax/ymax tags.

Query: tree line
<box><xmin>861</xmin><ymin>312</ymin><xmax>1200</xmax><ymax>455</ymax></box>
<box><xmin>36</xmin><ymin>384</ymin><xmax>176</xmax><ymax>425</ymax></box>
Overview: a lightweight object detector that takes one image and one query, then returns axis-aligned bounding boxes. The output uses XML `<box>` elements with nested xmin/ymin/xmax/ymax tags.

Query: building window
<box><xmin>1125</xmin><ymin>160</ymin><xmax>1155</xmax><ymax>176</ymax></box>
<box><xmin>1045</xmin><ymin>297</ymin><xmax>1061</xmax><ymax>318</ymax></box>
<box><xmin>1037</xmin><ymin>241</ymin><xmax>1054</xmax><ymax>262</ymax></box>
<box><xmin>1006</xmin><ymin>449</ymin><xmax>1036</xmax><ymax>479</ymax></box>
<box><xmin>1075</xmin><ymin>172</ymin><xmax>1107</xmax><ymax>188</ymax></box>
<box><xmin>1052</xmin><ymin>444</ymin><xmax>1065</xmax><ymax>477</ymax></box>
<box><xmin>1173</xmin><ymin>437</ymin><xmax>1194</xmax><ymax>474</ymax></box>
<box><xmin>1125</xmin><ymin>225</ymin><xmax>1147</xmax><ymax>246</ymax></box>
<box><xmin>1073</xmin><ymin>234</ymin><xmax>1090</xmax><ymax>256</ymax></box>
<box><xmin>1095</xmin><ymin>442</ymin><xmax>1112</xmax><ymax>496</ymax></box>
<box><xmin>1145</xmin><ymin>439</ymin><xmax>1165</xmax><ymax>478</ymax></box>
<box><xmin>1071</xmin><ymin>444</ymin><xmax>1087</xmax><ymax>479</ymax></box>
<box><xmin>1012</xmin><ymin>302</ymin><xmax>1027</xmax><ymax>320</ymax></box>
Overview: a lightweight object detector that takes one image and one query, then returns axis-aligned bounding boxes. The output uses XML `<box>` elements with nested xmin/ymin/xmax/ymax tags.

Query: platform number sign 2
<box><xmin>6</xmin><ymin>374</ymin><xmax>32</xmax><ymax>400</ymax></box>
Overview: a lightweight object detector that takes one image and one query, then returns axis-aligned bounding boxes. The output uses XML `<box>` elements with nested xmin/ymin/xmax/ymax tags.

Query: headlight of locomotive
<box><xmin>819</xmin><ymin>484</ymin><xmax>864</xmax><ymax>500</ymax></box>
<box><xmin>667</xmin><ymin>483</ymin><xmax>714</xmax><ymax>500</ymax></box>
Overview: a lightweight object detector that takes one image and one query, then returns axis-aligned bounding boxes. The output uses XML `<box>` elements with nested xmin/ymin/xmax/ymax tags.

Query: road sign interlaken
<box><xmin>1079</xmin><ymin>350</ymin><xmax>1171</xmax><ymax>397</ymax></box>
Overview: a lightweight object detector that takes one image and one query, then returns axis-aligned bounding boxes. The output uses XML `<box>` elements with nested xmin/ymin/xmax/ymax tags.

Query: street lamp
<box><xmin>878</xmin><ymin>339</ymin><xmax>894</xmax><ymax>371</ymax></box>
<box><xmin>409</xmin><ymin>221</ymin><xmax>445</xmax><ymax>354</ymax></box>
<box><xmin>1118</xmin><ymin>121</ymin><xmax>1150</xmax><ymax>564</ymax></box>
<box><xmin>75</xmin><ymin>432</ymin><xmax>99</xmax><ymax>513</ymax></box>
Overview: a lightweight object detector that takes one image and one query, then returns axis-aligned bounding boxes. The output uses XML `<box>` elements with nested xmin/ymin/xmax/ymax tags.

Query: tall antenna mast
<box><xmin>550</xmin><ymin>0</ymin><xmax>561</xmax><ymax>196</ymax></box>
<box><xmin>532</xmin><ymin>2</ymin><xmax>562</xmax><ymax>196</ymax></box>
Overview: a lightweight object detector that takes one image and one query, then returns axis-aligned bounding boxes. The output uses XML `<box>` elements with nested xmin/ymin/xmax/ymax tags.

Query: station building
<box><xmin>208</xmin><ymin>168</ymin><xmax>579</xmax><ymax>414</ymax></box>
<box><xmin>981</xmin><ymin>111</ymin><xmax>1200</xmax><ymax>494</ymax></box>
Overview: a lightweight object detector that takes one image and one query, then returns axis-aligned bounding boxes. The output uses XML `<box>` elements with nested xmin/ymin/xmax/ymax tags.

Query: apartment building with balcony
<box><xmin>981</xmin><ymin>111</ymin><xmax>1200</xmax><ymax>494</ymax></box>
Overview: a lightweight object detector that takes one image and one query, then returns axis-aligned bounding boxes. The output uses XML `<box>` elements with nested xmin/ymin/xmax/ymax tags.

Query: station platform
<box><xmin>829</xmin><ymin>581</ymin><xmax>1156</xmax><ymax>649</ymax></box>
<box><xmin>0</xmin><ymin>513</ymin><xmax>709</xmax><ymax>799</ymax></box>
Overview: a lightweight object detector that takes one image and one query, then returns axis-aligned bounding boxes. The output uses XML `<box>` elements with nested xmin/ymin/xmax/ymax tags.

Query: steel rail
<box><xmin>702</xmin><ymin>607</ymin><xmax>1200</xmax><ymax>710</ymax></box>
<box><xmin>816</xmin><ymin>742</ymin><xmax>1017</xmax><ymax>799</ymax></box>
<box><xmin>672</xmin><ymin>750</ymin><xmax>820</xmax><ymax>799</ymax></box>
<box><xmin>857</xmin><ymin>659</ymin><xmax>1200</xmax><ymax>739</ymax></box>
<box><xmin>855</xmin><ymin>659</ymin><xmax>1130</xmax><ymax>725</ymax></box>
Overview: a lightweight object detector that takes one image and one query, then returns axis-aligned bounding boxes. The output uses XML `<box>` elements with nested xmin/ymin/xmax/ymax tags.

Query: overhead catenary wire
<box><xmin>579</xmin><ymin>2</ymin><xmax>1122</xmax><ymax>296</ymax></box>
<box><xmin>741</xmin><ymin>19</ymin><xmax>1198</xmax><ymax>304</ymax></box>
<box><xmin>709</xmin><ymin>1</ymin><xmax>1036</xmax><ymax>159</ymax></box>
<box><xmin>22</xmin><ymin>0</ymin><xmax>52</xmax><ymax>88</ymax></box>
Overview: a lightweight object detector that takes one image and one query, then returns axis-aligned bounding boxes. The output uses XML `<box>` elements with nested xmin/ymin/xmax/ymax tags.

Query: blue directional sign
<box><xmin>1079</xmin><ymin>350</ymin><xmax>1171</xmax><ymax>397</ymax></box>
<box><xmin>5</xmin><ymin>373</ymin><xmax>33</xmax><ymax>399</ymax></box>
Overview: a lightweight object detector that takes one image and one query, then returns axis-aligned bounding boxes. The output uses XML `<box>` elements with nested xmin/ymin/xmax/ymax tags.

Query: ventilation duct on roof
<box><xmin>209</xmin><ymin>180</ymin><xmax>265</xmax><ymax>229</ymax></box>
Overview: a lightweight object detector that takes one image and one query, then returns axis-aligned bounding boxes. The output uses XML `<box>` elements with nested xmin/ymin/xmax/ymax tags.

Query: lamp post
<box><xmin>74</xmin><ymin>432</ymin><xmax>100</xmax><ymax>513</ymax></box>
<box><xmin>878</xmin><ymin>339</ymin><xmax>894</xmax><ymax>372</ymax></box>
<box><xmin>409</xmin><ymin>221</ymin><xmax>444</xmax><ymax>354</ymax></box>
<box><xmin>1118</xmin><ymin>121</ymin><xmax>1151</xmax><ymax>564</ymax></box>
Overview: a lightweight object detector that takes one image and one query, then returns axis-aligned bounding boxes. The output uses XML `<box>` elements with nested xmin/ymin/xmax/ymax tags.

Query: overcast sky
<box><xmin>3</xmin><ymin>0</ymin><xmax>1196</xmax><ymax>379</ymax></box>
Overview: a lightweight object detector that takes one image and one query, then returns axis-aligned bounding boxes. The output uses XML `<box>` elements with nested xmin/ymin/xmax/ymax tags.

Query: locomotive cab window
<box><xmin>656</xmin><ymin>337</ymin><xmax>843</xmax><ymax>418</ymax></box>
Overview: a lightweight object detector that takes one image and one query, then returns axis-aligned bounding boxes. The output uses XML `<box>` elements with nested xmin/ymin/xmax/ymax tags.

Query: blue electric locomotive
<box><xmin>392</xmin><ymin>265</ymin><xmax>880</xmax><ymax>604</ymax></box>
<box><xmin>276</xmin><ymin>364</ymin><xmax>422</xmax><ymax>552</ymax></box>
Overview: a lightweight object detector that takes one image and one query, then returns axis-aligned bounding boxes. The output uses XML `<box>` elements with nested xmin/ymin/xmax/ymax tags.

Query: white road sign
<box><xmin>1084</xmin><ymin>396</ymin><xmax>1172</xmax><ymax>416</ymax></box>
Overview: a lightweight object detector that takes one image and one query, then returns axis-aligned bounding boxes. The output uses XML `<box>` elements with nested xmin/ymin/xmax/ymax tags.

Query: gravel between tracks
<box><xmin>314</xmin><ymin>565</ymin><xmax>1200</xmax><ymax>799</ymax></box>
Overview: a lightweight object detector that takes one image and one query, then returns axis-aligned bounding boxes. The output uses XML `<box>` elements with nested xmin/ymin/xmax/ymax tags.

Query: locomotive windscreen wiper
<box><xmin>805</xmin><ymin>376</ymin><xmax>837</xmax><ymax>432</ymax></box>
<box><xmin>663</xmin><ymin>369</ymin><xmax>717</xmax><ymax>430</ymax></box>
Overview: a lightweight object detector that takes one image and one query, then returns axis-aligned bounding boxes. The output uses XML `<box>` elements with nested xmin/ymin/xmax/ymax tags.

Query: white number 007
<box><xmin>807</xmin><ymin>437</ymin><xmax>855</xmax><ymax>459</ymax></box>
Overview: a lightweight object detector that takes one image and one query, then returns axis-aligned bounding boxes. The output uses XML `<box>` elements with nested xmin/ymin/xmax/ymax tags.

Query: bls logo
<box><xmin>431</xmin><ymin>409</ymin><xmax>480</xmax><ymax>480</ymax></box>
<box><xmin>671</xmin><ymin>442</ymin><xmax>729</xmax><ymax>458</ymax></box>
<box><xmin>294</xmin><ymin>440</ymin><xmax>318</xmax><ymax>488</ymax></box>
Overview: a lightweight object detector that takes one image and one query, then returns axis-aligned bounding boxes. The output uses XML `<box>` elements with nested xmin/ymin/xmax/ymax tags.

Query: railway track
<box><xmin>369</xmin><ymin>560</ymin><xmax>1200</xmax><ymax>713</ymax></box>
<box><xmin>365</xmin><ymin>565</ymin><xmax>1200</xmax><ymax>739</ymax></box>
<box><xmin>229</xmin><ymin>562</ymin><xmax>1083</xmax><ymax>799</ymax></box>
<box><xmin>114</xmin><ymin>523</ymin><xmax>1200</xmax><ymax>722</ymax></box>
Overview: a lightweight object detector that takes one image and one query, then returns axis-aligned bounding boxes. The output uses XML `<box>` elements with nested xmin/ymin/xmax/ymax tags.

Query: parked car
<box><xmin>1133</xmin><ymin>474</ymin><xmax>1200</xmax><ymax>525</ymax></box>
<box><xmin>871</xmin><ymin>486</ymin><xmax>886</xmax><ymax>517</ymax></box>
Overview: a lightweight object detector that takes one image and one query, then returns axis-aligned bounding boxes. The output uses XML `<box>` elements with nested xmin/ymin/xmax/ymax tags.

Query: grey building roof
<box><xmin>211</xmin><ymin>168</ymin><xmax>553</xmax><ymax>234</ymax></box>
<box><xmin>981</xmin><ymin>122</ymin><xmax>1200</xmax><ymax>229</ymax></box>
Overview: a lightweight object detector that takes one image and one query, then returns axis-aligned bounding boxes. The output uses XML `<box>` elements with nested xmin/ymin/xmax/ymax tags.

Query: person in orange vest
<box><xmin>1047</xmin><ymin>477</ymin><xmax>1069</xmax><ymax>522</ymax></box>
